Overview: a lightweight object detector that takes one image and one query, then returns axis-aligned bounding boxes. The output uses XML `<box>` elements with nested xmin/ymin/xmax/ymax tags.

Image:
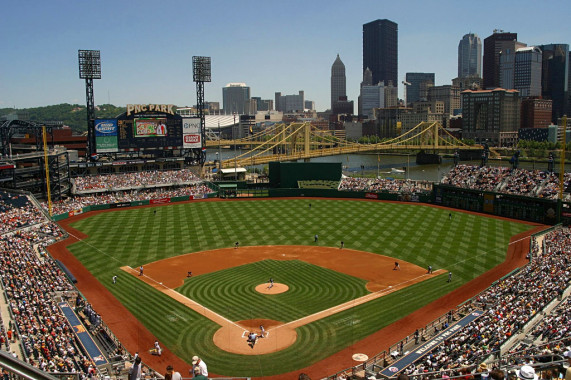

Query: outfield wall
<box><xmin>268</xmin><ymin>188</ymin><xmax>433</xmax><ymax>203</ymax></box>
<box><xmin>50</xmin><ymin>183</ymin><xmax>569</xmax><ymax>225</ymax></box>
<box><xmin>433</xmin><ymin>184</ymin><xmax>563</xmax><ymax>224</ymax></box>
<box><xmin>51</xmin><ymin>194</ymin><xmax>210</xmax><ymax>221</ymax></box>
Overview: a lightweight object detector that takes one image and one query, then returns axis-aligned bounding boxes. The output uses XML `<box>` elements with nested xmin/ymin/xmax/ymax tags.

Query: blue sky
<box><xmin>1</xmin><ymin>0</ymin><xmax>570</xmax><ymax>112</ymax></box>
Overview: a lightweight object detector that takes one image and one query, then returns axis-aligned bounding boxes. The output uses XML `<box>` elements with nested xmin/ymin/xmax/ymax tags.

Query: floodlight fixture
<box><xmin>78</xmin><ymin>50</ymin><xmax>101</xmax><ymax>79</ymax></box>
<box><xmin>193</xmin><ymin>56</ymin><xmax>211</xmax><ymax>82</ymax></box>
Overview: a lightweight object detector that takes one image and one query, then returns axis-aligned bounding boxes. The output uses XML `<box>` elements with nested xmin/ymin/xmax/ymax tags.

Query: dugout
<box><xmin>269</xmin><ymin>162</ymin><xmax>342</xmax><ymax>188</ymax></box>
<box><xmin>218</xmin><ymin>183</ymin><xmax>238</xmax><ymax>198</ymax></box>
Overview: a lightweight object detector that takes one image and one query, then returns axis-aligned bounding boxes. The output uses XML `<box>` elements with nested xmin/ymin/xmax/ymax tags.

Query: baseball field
<box><xmin>50</xmin><ymin>198</ymin><xmax>536</xmax><ymax>378</ymax></box>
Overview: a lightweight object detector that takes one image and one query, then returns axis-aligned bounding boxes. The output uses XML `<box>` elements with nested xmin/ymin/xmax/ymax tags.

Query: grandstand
<box><xmin>0</xmin><ymin>162</ymin><xmax>570</xmax><ymax>380</ymax></box>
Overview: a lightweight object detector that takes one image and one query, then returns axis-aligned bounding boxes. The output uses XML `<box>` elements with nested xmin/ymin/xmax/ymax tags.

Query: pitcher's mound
<box><xmin>255</xmin><ymin>283</ymin><xmax>288</xmax><ymax>294</ymax></box>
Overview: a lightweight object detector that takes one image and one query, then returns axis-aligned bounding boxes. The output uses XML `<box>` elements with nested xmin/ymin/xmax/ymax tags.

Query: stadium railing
<box><xmin>0</xmin><ymin>350</ymin><xmax>67</xmax><ymax>380</ymax></box>
<box><xmin>383</xmin><ymin>302</ymin><xmax>473</xmax><ymax>367</ymax></box>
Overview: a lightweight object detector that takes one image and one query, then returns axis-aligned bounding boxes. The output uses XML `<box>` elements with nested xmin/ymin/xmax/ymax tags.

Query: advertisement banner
<box><xmin>95</xmin><ymin>119</ymin><xmax>119</xmax><ymax>153</ymax></box>
<box><xmin>182</xmin><ymin>117</ymin><xmax>201</xmax><ymax>149</ymax></box>
<box><xmin>96</xmin><ymin>136</ymin><xmax>119</xmax><ymax>153</ymax></box>
<box><xmin>365</xmin><ymin>193</ymin><xmax>378</xmax><ymax>199</ymax></box>
<box><xmin>109</xmin><ymin>202</ymin><xmax>131</xmax><ymax>209</ymax></box>
<box><xmin>68</xmin><ymin>209</ymin><xmax>83</xmax><ymax>217</ymax></box>
<box><xmin>378</xmin><ymin>310</ymin><xmax>484</xmax><ymax>377</ymax></box>
<box><xmin>150</xmin><ymin>197</ymin><xmax>171</xmax><ymax>204</ymax></box>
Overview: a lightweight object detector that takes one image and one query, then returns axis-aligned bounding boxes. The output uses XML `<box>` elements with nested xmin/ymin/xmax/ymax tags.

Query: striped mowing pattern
<box><xmin>179</xmin><ymin>259</ymin><xmax>369</xmax><ymax>322</ymax></box>
<box><xmin>66</xmin><ymin>199</ymin><xmax>532</xmax><ymax>376</ymax></box>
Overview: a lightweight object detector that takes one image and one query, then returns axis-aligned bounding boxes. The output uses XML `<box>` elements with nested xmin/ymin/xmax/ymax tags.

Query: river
<box><xmin>206</xmin><ymin>149</ymin><xmax>553</xmax><ymax>183</ymax></box>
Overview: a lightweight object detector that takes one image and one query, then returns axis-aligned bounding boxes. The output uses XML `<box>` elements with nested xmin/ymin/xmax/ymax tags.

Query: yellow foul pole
<box><xmin>43</xmin><ymin>126</ymin><xmax>52</xmax><ymax>216</ymax></box>
<box><xmin>559</xmin><ymin>116</ymin><xmax>567</xmax><ymax>200</ymax></box>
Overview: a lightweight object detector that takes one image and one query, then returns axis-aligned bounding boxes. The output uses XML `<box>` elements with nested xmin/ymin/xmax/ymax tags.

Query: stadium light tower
<box><xmin>192</xmin><ymin>56</ymin><xmax>211</xmax><ymax>166</ymax></box>
<box><xmin>78</xmin><ymin>50</ymin><xmax>101</xmax><ymax>159</ymax></box>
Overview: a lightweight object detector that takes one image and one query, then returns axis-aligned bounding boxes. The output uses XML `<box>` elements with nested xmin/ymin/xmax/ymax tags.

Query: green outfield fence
<box><xmin>51</xmin><ymin>182</ymin><xmax>569</xmax><ymax>224</ymax></box>
<box><xmin>50</xmin><ymin>185</ymin><xmax>434</xmax><ymax>221</ymax></box>
<box><xmin>51</xmin><ymin>194</ymin><xmax>200</xmax><ymax>221</ymax></box>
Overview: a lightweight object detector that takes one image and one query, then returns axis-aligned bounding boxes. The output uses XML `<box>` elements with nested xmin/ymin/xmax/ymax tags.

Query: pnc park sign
<box><xmin>126</xmin><ymin>104</ymin><xmax>176</xmax><ymax>116</ymax></box>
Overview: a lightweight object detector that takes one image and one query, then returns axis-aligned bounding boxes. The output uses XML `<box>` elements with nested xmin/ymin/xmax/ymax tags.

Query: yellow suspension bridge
<box><xmin>206</xmin><ymin>121</ymin><xmax>483</xmax><ymax>168</ymax></box>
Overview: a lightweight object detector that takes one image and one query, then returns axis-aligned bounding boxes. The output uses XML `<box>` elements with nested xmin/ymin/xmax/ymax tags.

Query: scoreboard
<box><xmin>95</xmin><ymin>104</ymin><xmax>200</xmax><ymax>154</ymax></box>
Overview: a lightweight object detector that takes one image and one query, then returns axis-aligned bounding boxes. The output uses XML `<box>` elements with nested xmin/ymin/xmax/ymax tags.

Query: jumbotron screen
<box><xmin>117</xmin><ymin>117</ymin><xmax>183</xmax><ymax>150</ymax></box>
<box><xmin>134</xmin><ymin>118</ymin><xmax>168</xmax><ymax>138</ymax></box>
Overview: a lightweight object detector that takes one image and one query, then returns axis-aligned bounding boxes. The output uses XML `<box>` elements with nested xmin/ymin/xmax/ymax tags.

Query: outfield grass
<box><xmin>67</xmin><ymin>199</ymin><xmax>533</xmax><ymax>376</ymax></box>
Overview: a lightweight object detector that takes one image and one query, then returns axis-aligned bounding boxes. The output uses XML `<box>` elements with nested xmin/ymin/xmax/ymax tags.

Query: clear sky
<box><xmin>1</xmin><ymin>0</ymin><xmax>570</xmax><ymax>112</ymax></box>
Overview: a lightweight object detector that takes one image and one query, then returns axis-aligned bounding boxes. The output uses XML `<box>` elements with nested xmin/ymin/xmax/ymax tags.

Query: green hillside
<box><xmin>0</xmin><ymin>104</ymin><xmax>125</xmax><ymax>133</ymax></box>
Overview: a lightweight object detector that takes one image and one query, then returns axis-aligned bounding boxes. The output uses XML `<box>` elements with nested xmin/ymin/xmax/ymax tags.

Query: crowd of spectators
<box><xmin>441</xmin><ymin>165</ymin><xmax>511</xmax><ymax>192</ymax></box>
<box><xmin>0</xmin><ymin>191</ymin><xmax>47</xmax><ymax>234</ymax></box>
<box><xmin>522</xmin><ymin>296</ymin><xmax>570</xmax><ymax>349</ymax></box>
<box><xmin>538</xmin><ymin>172</ymin><xmax>571</xmax><ymax>200</ymax></box>
<box><xmin>339</xmin><ymin>177</ymin><xmax>433</xmax><ymax>194</ymax></box>
<box><xmin>0</xmin><ymin>194</ymin><xmax>106</xmax><ymax>376</ymax></box>
<box><xmin>499</xmin><ymin>169</ymin><xmax>549</xmax><ymax>196</ymax></box>
<box><xmin>398</xmin><ymin>227</ymin><xmax>571</xmax><ymax>378</ymax></box>
<box><xmin>442</xmin><ymin>165</ymin><xmax>571</xmax><ymax>200</ymax></box>
<box><xmin>73</xmin><ymin>169</ymin><xmax>201</xmax><ymax>193</ymax></box>
<box><xmin>1</xmin><ymin>183</ymin><xmax>570</xmax><ymax>379</ymax></box>
<box><xmin>43</xmin><ymin>183</ymin><xmax>213</xmax><ymax>215</ymax></box>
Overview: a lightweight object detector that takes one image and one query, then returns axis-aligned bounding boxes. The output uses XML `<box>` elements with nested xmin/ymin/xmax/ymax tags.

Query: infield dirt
<box><xmin>121</xmin><ymin>246</ymin><xmax>445</xmax><ymax>355</ymax></box>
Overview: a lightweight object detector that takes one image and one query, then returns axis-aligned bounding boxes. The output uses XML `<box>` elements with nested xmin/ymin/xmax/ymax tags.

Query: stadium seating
<box><xmin>338</xmin><ymin>177</ymin><xmax>433</xmax><ymax>194</ymax></box>
<box><xmin>441</xmin><ymin>165</ymin><xmax>571</xmax><ymax>200</ymax></box>
<box><xmin>0</xmin><ymin>168</ymin><xmax>569</xmax><ymax>380</ymax></box>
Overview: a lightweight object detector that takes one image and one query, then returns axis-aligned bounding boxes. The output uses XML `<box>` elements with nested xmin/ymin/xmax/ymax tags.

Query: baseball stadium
<box><xmin>1</xmin><ymin>137</ymin><xmax>570</xmax><ymax>380</ymax></box>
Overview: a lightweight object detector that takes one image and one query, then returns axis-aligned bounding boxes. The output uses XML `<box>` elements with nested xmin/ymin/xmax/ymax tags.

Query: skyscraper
<box><xmin>499</xmin><ymin>46</ymin><xmax>542</xmax><ymax>97</ymax></box>
<box><xmin>363</xmin><ymin>19</ymin><xmax>398</xmax><ymax>87</ymax></box>
<box><xmin>331</xmin><ymin>54</ymin><xmax>347</xmax><ymax>110</ymax></box>
<box><xmin>405</xmin><ymin>73</ymin><xmax>435</xmax><ymax>105</ymax></box>
<box><xmin>222</xmin><ymin>83</ymin><xmax>251</xmax><ymax>115</ymax></box>
<box><xmin>275</xmin><ymin>91</ymin><xmax>305</xmax><ymax>113</ymax></box>
<box><xmin>458</xmin><ymin>33</ymin><xmax>482</xmax><ymax>78</ymax></box>
<box><xmin>483</xmin><ymin>30</ymin><xmax>524</xmax><ymax>89</ymax></box>
<box><xmin>461</xmin><ymin>88</ymin><xmax>521</xmax><ymax>145</ymax></box>
<box><xmin>361</xmin><ymin>82</ymin><xmax>386</xmax><ymax>119</ymax></box>
<box><xmin>538</xmin><ymin>44</ymin><xmax>569</xmax><ymax>122</ymax></box>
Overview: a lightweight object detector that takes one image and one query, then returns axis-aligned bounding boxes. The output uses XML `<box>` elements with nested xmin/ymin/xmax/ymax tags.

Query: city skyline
<box><xmin>1</xmin><ymin>0</ymin><xmax>570</xmax><ymax>112</ymax></box>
